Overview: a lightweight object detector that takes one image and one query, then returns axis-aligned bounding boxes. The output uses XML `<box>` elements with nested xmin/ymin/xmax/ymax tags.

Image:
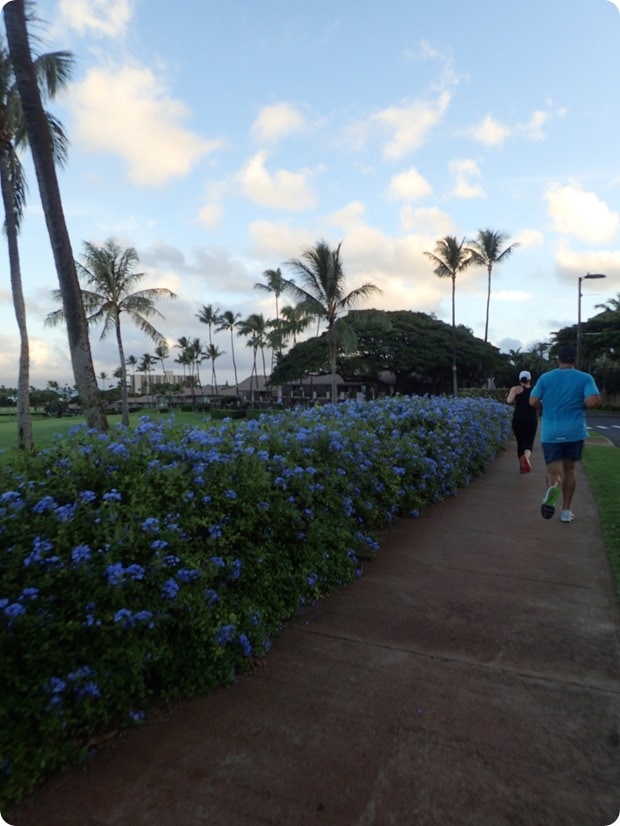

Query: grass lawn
<box><xmin>0</xmin><ymin>411</ymin><xmax>214</xmax><ymax>456</ymax></box>
<box><xmin>582</xmin><ymin>445</ymin><xmax>620</xmax><ymax>599</ymax></box>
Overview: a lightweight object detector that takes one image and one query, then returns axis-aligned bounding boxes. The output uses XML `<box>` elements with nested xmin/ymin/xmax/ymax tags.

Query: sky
<box><xmin>1</xmin><ymin>0</ymin><xmax>620</xmax><ymax>390</ymax></box>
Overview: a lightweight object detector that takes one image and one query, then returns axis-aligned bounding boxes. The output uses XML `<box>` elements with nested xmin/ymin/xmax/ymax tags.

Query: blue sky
<box><xmin>2</xmin><ymin>0</ymin><xmax>620</xmax><ymax>389</ymax></box>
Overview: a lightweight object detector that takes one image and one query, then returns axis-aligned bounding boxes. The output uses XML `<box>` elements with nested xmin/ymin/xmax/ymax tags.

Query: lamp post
<box><xmin>577</xmin><ymin>273</ymin><xmax>606</xmax><ymax>369</ymax></box>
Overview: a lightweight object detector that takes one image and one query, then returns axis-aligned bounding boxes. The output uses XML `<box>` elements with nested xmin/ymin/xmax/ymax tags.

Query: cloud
<box><xmin>370</xmin><ymin>91</ymin><xmax>452</xmax><ymax>160</ymax></box>
<box><xmin>555</xmin><ymin>243</ymin><xmax>620</xmax><ymax>279</ymax></box>
<box><xmin>545</xmin><ymin>182</ymin><xmax>619</xmax><ymax>243</ymax></box>
<box><xmin>399</xmin><ymin>206</ymin><xmax>455</xmax><ymax>236</ymax></box>
<box><xmin>251</xmin><ymin>103</ymin><xmax>307</xmax><ymax>144</ymax></box>
<box><xmin>57</xmin><ymin>0</ymin><xmax>133</xmax><ymax>38</ymax></box>
<box><xmin>467</xmin><ymin>107</ymin><xmax>556</xmax><ymax>147</ymax></box>
<box><xmin>468</xmin><ymin>115</ymin><xmax>510</xmax><ymax>147</ymax></box>
<box><xmin>514</xmin><ymin>228</ymin><xmax>544</xmax><ymax>248</ymax></box>
<box><xmin>387</xmin><ymin>168</ymin><xmax>432</xmax><ymax>201</ymax></box>
<box><xmin>449</xmin><ymin>159</ymin><xmax>485</xmax><ymax>199</ymax></box>
<box><xmin>69</xmin><ymin>65</ymin><xmax>221</xmax><ymax>186</ymax></box>
<box><xmin>237</xmin><ymin>151</ymin><xmax>318</xmax><ymax>210</ymax></box>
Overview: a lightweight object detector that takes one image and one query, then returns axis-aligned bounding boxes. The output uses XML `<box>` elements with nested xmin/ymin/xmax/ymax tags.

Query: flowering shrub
<box><xmin>0</xmin><ymin>395</ymin><xmax>510</xmax><ymax>806</ymax></box>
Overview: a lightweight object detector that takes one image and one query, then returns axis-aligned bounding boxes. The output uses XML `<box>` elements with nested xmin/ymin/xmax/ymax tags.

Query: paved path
<box><xmin>7</xmin><ymin>443</ymin><xmax>620</xmax><ymax>826</ymax></box>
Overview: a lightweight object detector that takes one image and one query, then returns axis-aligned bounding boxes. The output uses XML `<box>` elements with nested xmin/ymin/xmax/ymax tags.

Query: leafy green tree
<box><xmin>0</xmin><ymin>33</ymin><xmax>73</xmax><ymax>450</ymax></box>
<box><xmin>237</xmin><ymin>313</ymin><xmax>268</xmax><ymax>400</ymax></box>
<box><xmin>466</xmin><ymin>229</ymin><xmax>519</xmax><ymax>343</ymax></box>
<box><xmin>4</xmin><ymin>0</ymin><xmax>106</xmax><ymax>431</ymax></box>
<box><xmin>424</xmin><ymin>236</ymin><xmax>473</xmax><ymax>396</ymax></box>
<box><xmin>281</xmin><ymin>240</ymin><xmax>381</xmax><ymax>402</ymax></box>
<box><xmin>45</xmin><ymin>239</ymin><xmax>176</xmax><ymax>426</ymax></box>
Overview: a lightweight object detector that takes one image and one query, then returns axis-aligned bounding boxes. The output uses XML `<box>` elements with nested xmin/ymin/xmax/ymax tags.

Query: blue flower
<box><xmin>4</xmin><ymin>602</ymin><xmax>26</xmax><ymax>619</ymax></box>
<box><xmin>78</xmin><ymin>490</ymin><xmax>97</xmax><ymax>504</ymax></box>
<box><xmin>141</xmin><ymin>517</ymin><xmax>160</xmax><ymax>532</ymax></box>
<box><xmin>238</xmin><ymin>633</ymin><xmax>253</xmax><ymax>657</ymax></box>
<box><xmin>106</xmin><ymin>562</ymin><xmax>125</xmax><ymax>586</ymax></box>
<box><xmin>33</xmin><ymin>495</ymin><xmax>57</xmax><ymax>514</ymax></box>
<box><xmin>215</xmin><ymin>624</ymin><xmax>235</xmax><ymax>645</ymax></box>
<box><xmin>102</xmin><ymin>489</ymin><xmax>122</xmax><ymax>502</ymax></box>
<box><xmin>177</xmin><ymin>568</ymin><xmax>200</xmax><ymax>583</ymax></box>
<box><xmin>162</xmin><ymin>578</ymin><xmax>180</xmax><ymax>600</ymax></box>
<box><xmin>125</xmin><ymin>563</ymin><xmax>145</xmax><ymax>580</ymax></box>
<box><xmin>19</xmin><ymin>587</ymin><xmax>39</xmax><ymax>601</ymax></box>
<box><xmin>71</xmin><ymin>544</ymin><xmax>92</xmax><ymax>565</ymax></box>
<box><xmin>114</xmin><ymin>608</ymin><xmax>134</xmax><ymax>627</ymax></box>
<box><xmin>55</xmin><ymin>503</ymin><xmax>77</xmax><ymax>522</ymax></box>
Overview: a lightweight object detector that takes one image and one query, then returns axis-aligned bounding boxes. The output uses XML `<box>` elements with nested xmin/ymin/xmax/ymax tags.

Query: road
<box><xmin>586</xmin><ymin>412</ymin><xmax>620</xmax><ymax>447</ymax></box>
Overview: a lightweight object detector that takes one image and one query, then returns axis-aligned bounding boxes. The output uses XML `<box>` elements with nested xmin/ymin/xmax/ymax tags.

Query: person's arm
<box><xmin>529</xmin><ymin>392</ymin><xmax>542</xmax><ymax>412</ymax></box>
<box><xmin>506</xmin><ymin>386</ymin><xmax>519</xmax><ymax>404</ymax></box>
<box><xmin>585</xmin><ymin>393</ymin><xmax>601</xmax><ymax>409</ymax></box>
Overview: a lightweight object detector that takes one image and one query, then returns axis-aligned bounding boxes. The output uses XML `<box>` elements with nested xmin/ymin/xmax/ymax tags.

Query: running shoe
<box><xmin>522</xmin><ymin>455</ymin><xmax>532</xmax><ymax>473</ymax></box>
<box><xmin>560</xmin><ymin>509</ymin><xmax>575</xmax><ymax>523</ymax></box>
<box><xmin>541</xmin><ymin>485</ymin><xmax>560</xmax><ymax>519</ymax></box>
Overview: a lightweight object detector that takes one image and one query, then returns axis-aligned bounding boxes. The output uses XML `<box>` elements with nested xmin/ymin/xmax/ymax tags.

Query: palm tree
<box><xmin>237</xmin><ymin>314</ymin><xmax>264</xmax><ymax>401</ymax></box>
<box><xmin>216</xmin><ymin>310</ymin><xmax>241</xmax><ymax>396</ymax></box>
<box><xmin>466</xmin><ymin>229</ymin><xmax>519</xmax><ymax>343</ymax></box>
<box><xmin>196</xmin><ymin>304</ymin><xmax>220</xmax><ymax>388</ymax></box>
<box><xmin>204</xmin><ymin>343</ymin><xmax>224</xmax><ymax>398</ymax></box>
<box><xmin>125</xmin><ymin>354</ymin><xmax>138</xmax><ymax>396</ymax></box>
<box><xmin>4</xmin><ymin>0</ymin><xmax>107</xmax><ymax>431</ymax></box>
<box><xmin>0</xmin><ymin>34</ymin><xmax>75</xmax><ymax>450</ymax></box>
<box><xmin>280</xmin><ymin>304</ymin><xmax>313</xmax><ymax>346</ymax></box>
<box><xmin>424</xmin><ymin>235</ymin><xmax>473</xmax><ymax>396</ymax></box>
<box><xmin>281</xmin><ymin>240</ymin><xmax>381</xmax><ymax>403</ymax></box>
<box><xmin>154</xmin><ymin>341</ymin><xmax>171</xmax><ymax>404</ymax></box>
<box><xmin>255</xmin><ymin>268</ymin><xmax>285</xmax><ymax>365</ymax></box>
<box><xmin>97</xmin><ymin>371</ymin><xmax>108</xmax><ymax>391</ymax></box>
<box><xmin>45</xmin><ymin>239</ymin><xmax>176</xmax><ymax>426</ymax></box>
<box><xmin>138</xmin><ymin>353</ymin><xmax>157</xmax><ymax>398</ymax></box>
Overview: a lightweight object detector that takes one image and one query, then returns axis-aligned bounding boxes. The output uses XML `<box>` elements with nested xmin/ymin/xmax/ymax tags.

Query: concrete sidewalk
<box><xmin>8</xmin><ymin>443</ymin><xmax>620</xmax><ymax>826</ymax></box>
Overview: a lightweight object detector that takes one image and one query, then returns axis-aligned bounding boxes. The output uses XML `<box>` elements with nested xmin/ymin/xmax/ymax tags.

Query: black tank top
<box><xmin>513</xmin><ymin>387</ymin><xmax>537</xmax><ymax>420</ymax></box>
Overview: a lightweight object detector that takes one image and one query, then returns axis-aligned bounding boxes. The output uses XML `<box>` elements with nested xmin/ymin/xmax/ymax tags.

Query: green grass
<box><xmin>582</xmin><ymin>445</ymin><xmax>620</xmax><ymax>598</ymax></box>
<box><xmin>0</xmin><ymin>411</ymin><xmax>215</xmax><ymax>456</ymax></box>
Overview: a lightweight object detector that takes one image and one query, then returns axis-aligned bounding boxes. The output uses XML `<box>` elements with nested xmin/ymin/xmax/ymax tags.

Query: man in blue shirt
<box><xmin>529</xmin><ymin>344</ymin><xmax>601</xmax><ymax>522</ymax></box>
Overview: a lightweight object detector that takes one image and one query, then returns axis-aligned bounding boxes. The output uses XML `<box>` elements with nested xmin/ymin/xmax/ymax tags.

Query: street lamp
<box><xmin>577</xmin><ymin>273</ymin><xmax>606</xmax><ymax>369</ymax></box>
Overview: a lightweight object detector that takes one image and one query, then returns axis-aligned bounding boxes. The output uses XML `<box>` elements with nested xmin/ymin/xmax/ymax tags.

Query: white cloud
<box><xmin>545</xmin><ymin>182</ymin><xmax>619</xmax><ymax>243</ymax></box>
<box><xmin>57</xmin><ymin>0</ymin><xmax>133</xmax><ymax>38</ymax></box>
<box><xmin>467</xmin><ymin>107</ymin><xmax>556</xmax><ymax>146</ymax></box>
<box><xmin>555</xmin><ymin>244</ymin><xmax>620</xmax><ymax>278</ymax></box>
<box><xmin>371</xmin><ymin>91</ymin><xmax>452</xmax><ymax>160</ymax></box>
<box><xmin>329</xmin><ymin>201</ymin><xmax>367</xmax><ymax>231</ymax></box>
<box><xmin>237</xmin><ymin>151</ymin><xmax>317</xmax><ymax>211</ymax></box>
<box><xmin>450</xmin><ymin>159</ymin><xmax>485</xmax><ymax>199</ymax></box>
<box><xmin>387</xmin><ymin>168</ymin><xmax>432</xmax><ymax>201</ymax></box>
<box><xmin>69</xmin><ymin>65</ymin><xmax>221</xmax><ymax>187</ymax></box>
<box><xmin>251</xmin><ymin>103</ymin><xmax>307</xmax><ymax>144</ymax></box>
<box><xmin>468</xmin><ymin>114</ymin><xmax>510</xmax><ymax>147</ymax></box>
<box><xmin>515</xmin><ymin>228</ymin><xmax>544</xmax><ymax>248</ymax></box>
<box><xmin>399</xmin><ymin>206</ymin><xmax>455</xmax><ymax>236</ymax></box>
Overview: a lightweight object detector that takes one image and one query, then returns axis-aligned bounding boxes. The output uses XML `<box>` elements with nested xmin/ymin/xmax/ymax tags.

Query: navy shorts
<box><xmin>541</xmin><ymin>440</ymin><xmax>584</xmax><ymax>464</ymax></box>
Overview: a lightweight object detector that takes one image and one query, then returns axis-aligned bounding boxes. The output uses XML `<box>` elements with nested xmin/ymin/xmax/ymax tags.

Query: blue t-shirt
<box><xmin>530</xmin><ymin>367</ymin><xmax>600</xmax><ymax>443</ymax></box>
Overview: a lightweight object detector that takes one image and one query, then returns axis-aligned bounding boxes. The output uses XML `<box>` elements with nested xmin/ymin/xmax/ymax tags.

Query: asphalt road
<box><xmin>586</xmin><ymin>411</ymin><xmax>620</xmax><ymax>446</ymax></box>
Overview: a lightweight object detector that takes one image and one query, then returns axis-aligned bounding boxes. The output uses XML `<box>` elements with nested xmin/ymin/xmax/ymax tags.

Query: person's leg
<box><xmin>541</xmin><ymin>443</ymin><xmax>563</xmax><ymax>518</ymax></box>
<box><xmin>561</xmin><ymin>459</ymin><xmax>576</xmax><ymax>510</ymax></box>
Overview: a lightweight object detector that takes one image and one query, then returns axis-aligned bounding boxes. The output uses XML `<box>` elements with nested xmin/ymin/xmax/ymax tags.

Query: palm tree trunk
<box><xmin>484</xmin><ymin>265</ymin><xmax>492</xmax><ymax>343</ymax></box>
<box><xmin>4</xmin><ymin>0</ymin><xmax>107</xmax><ymax>432</ymax></box>
<box><xmin>229</xmin><ymin>329</ymin><xmax>240</xmax><ymax>396</ymax></box>
<box><xmin>451</xmin><ymin>274</ymin><xmax>457</xmax><ymax>396</ymax></box>
<box><xmin>115</xmin><ymin>318</ymin><xmax>129</xmax><ymax>426</ymax></box>
<box><xmin>329</xmin><ymin>325</ymin><xmax>338</xmax><ymax>403</ymax></box>
<box><xmin>1</xmin><ymin>151</ymin><xmax>33</xmax><ymax>451</ymax></box>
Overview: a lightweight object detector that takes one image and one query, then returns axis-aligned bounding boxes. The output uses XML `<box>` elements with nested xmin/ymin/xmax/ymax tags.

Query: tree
<box><xmin>467</xmin><ymin>229</ymin><xmax>519</xmax><ymax>343</ymax></box>
<box><xmin>255</xmin><ymin>268</ymin><xmax>285</xmax><ymax>364</ymax></box>
<box><xmin>237</xmin><ymin>314</ymin><xmax>267</xmax><ymax>401</ymax></box>
<box><xmin>424</xmin><ymin>235</ymin><xmax>473</xmax><ymax>396</ymax></box>
<box><xmin>45</xmin><ymin>239</ymin><xmax>176</xmax><ymax>426</ymax></box>
<box><xmin>281</xmin><ymin>240</ymin><xmax>381</xmax><ymax>403</ymax></box>
<box><xmin>280</xmin><ymin>304</ymin><xmax>313</xmax><ymax>346</ymax></box>
<box><xmin>204</xmin><ymin>343</ymin><xmax>224</xmax><ymax>397</ymax></box>
<box><xmin>196</xmin><ymin>304</ymin><xmax>220</xmax><ymax>389</ymax></box>
<box><xmin>3</xmin><ymin>0</ymin><xmax>107</xmax><ymax>430</ymax></box>
<box><xmin>125</xmin><ymin>354</ymin><xmax>138</xmax><ymax>395</ymax></box>
<box><xmin>216</xmin><ymin>310</ymin><xmax>241</xmax><ymax>396</ymax></box>
<box><xmin>0</xmin><ymin>30</ymin><xmax>75</xmax><ymax>450</ymax></box>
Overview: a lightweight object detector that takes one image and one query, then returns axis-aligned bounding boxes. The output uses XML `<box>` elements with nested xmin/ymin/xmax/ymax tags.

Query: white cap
<box><xmin>519</xmin><ymin>370</ymin><xmax>531</xmax><ymax>381</ymax></box>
